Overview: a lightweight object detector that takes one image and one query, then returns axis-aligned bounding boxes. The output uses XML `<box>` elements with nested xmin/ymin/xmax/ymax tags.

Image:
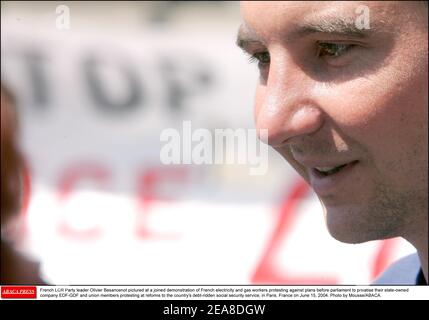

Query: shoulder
<box><xmin>372</xmin><ymin>253</ymin><xmax>421</xmax><ymax>285</ymax></box>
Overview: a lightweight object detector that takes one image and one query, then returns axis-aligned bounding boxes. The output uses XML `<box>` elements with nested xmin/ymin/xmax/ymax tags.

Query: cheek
<box><xmin>312</xmin><ymin>80</ymin><xmax>381</xmax><ymax>131</ymax></box>
<box><xmin>314</xmin><ymin>70</ymin><xmax>427</xmax><ymax>188</ymax></box>
<box><xmin>313</xmin><ymin>67</ymin><xmax>426</xmax><ymax>141</ymax></box>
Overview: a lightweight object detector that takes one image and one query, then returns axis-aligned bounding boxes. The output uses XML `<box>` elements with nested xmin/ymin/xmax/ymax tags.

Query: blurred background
<box><xmin>1</xmin><ymin>1</ymin><xmax>415</xmax><ymax>285</ymax></box>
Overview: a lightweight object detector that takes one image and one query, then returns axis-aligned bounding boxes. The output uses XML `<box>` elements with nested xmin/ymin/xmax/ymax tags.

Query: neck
<box><xmin>405</xmin><ymin>213</ymin><xmax>428</xmax><ymax>283</ymax></box>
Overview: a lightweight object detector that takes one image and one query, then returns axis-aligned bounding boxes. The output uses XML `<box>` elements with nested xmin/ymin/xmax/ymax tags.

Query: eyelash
<box><xmin>248</xmin><ymin>52</ymin><xmax>270</xmax><ymax>65</ymax></box>
<box><xmin>247</xmin><ymin>42</ymin><xmax>355</xmax><ymax>65</ymax></box>
<box><xmin>317</xmin><ymin>42</ymin><xmax>355</xmax><ymax>58</ymax></box>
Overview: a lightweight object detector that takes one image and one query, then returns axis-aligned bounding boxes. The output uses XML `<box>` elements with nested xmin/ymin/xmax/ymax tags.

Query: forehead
<box><xmin>239</xmin><ymin>1</ymin><xmax>419</xmax><ymax>42</ymax></box>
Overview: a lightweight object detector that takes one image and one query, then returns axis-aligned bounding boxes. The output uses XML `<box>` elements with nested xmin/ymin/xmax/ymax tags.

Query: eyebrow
<box><xmin>236</xmin><ymin>25</ymin><xmax>264</xmax><ymax>50</ymax></box>
<box><xmin>236</xmin><ymin>16</ymin><xmax>372</xmax><ymax>50</ymax></box>
<box><xmin>298</xmin><ymin>16</ymin><xmax>370</xmax><ymax>38</ymax></box>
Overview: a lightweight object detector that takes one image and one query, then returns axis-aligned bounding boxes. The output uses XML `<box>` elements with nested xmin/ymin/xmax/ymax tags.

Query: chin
<box><xmin>326</xmin><ymin>222</ymin><xmax>369</xmax><ymax>244</ymax></box>
<box><xmin>323</xmin><ymin>205</ymin><xmax>383</xmax><ymax>244</ymax></box>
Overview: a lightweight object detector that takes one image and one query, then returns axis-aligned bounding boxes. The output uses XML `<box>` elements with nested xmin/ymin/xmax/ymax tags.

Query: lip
<box><xmin>307</xmin><ymin>160</ymin><xmax>359</xmax><ymax>196</ymax></box>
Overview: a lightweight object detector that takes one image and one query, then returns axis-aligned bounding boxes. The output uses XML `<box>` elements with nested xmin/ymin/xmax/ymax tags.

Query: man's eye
<box><xmin>317</xmin><ymin>43</ymin><xmax>354</xmax><ymax>58</ymax></box>
<box><xmin>248</xmin><ymin>51</ymin><xmax>270</xmax><ymax>65</ymax></box>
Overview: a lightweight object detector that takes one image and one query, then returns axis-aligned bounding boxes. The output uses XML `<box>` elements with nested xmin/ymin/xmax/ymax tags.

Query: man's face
<box><xmin>238</xmin><ymin>1</ymin><xmax>428</xmax><ymax>243</ymax></box>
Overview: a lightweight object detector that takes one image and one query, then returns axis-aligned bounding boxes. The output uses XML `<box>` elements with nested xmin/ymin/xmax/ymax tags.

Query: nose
<box><xmin>254</xmin><ymin>56</ymin><xmax>324</xmax><ymax>147</ymax></box>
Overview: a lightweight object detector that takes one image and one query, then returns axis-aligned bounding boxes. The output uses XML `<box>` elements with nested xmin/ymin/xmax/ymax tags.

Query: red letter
<box><xmin>57</xmin><ymin>163</ymin><xmax>109</xmax><ymax>240</ymax></box>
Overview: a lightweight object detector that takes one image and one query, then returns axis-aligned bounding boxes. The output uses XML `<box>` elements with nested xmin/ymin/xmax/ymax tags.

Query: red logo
<box><xmin>1</xmin><ymin>286</ymin><xmax>37</xmax><ymax>299</ymax></box>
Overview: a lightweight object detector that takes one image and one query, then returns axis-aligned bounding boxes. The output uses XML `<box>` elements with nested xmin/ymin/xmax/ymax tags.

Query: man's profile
<box><xmin>237</xmin><ymin>1</ymin><xmax>427</xmax><ymax>284</ymax></box>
